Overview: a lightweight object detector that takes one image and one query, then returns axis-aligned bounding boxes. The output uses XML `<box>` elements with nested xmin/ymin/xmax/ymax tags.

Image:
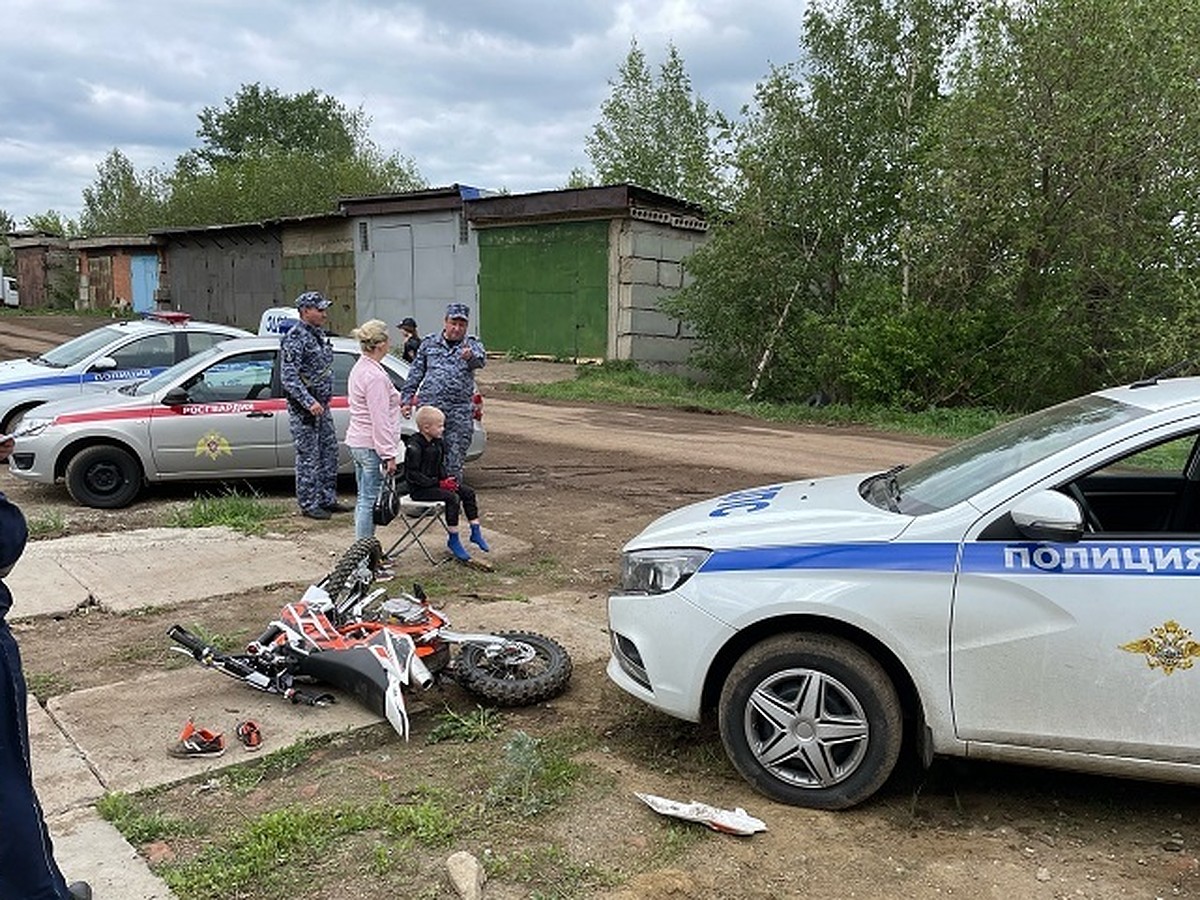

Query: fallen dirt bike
<box><xmin>168</xmin><ymin>537</ymin><xmax>573</xmax><ymax>738</ymax></box>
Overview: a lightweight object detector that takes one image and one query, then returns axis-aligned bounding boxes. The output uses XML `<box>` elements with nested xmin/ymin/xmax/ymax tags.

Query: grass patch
<box><xmin>167</xmin><ymin>489</ymin><xmax>285</xmax><ymax>535</ymax></box>
<box><xmin>26</xmin><ymin>509</ymin><xmax>66</xmax><ymax>538</ymax></box>
<box><xmin>220</xmin><ymin>735</ymin><xmax>327</xmax><ymax>793</ymax></box>
<box><xmin>24</xmin><ymin>671</ymin><xmax>73</xmax><ymax>702</ymax></box>
<box><xmin>484</xmin><ymin>843</ymin><xmax>619</xmax><ymax>898</ymax></box>
<box><xmin>427</xmin><ymin>704</ymin><xmax>504</xmax><ymax>744</ymax></box>
<box><xmin>157</xmin><ymin>795</ymin><xmax>457</xmax><ymax>897</ymax></box>
<box><xmin>97</xmin><ymin>791</ymin><xmax>195</xmax><ymax>843</ymax></box>
<box><xmin>509</xmin><ymin>361</ymin><xmax>1008</xmax><ymax>441</ymax></box>
<box><xmin>486</xmin><ymin>730</ymin><xmax>583</xmax><ymax>817</ymax></box>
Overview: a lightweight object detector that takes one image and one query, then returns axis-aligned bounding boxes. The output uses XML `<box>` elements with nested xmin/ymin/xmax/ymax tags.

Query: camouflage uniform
<box><xmin>401</xmin><ymin>328</ymin><xmax>485</xmax><ymax>480</ymax></box>
<box><xmin>281</xmin><ymin>319</ymin><xmax>338</xmax><ymax>513</ymax></box>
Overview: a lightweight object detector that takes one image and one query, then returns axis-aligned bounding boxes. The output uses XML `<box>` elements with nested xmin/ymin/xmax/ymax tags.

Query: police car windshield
<box><xmin>36</xmin><ymin>326</ymin><xmax>125</xmax><ymax>368</ymax></box>
<box><xmin>888</xmin><ymin>395</ymin><xmax>1147</xmax><ymax>513</ymax></box>
<box><xmin>133</xmin><ymin>345</ymin><xmax>225</xmax><ymax>396</ymax></box>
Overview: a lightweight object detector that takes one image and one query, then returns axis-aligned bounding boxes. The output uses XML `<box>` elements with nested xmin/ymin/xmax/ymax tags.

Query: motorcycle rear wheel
<box><xmin>456</xmin><ymin>631</ymin><xmax>573</xmax><ymax>706</ymax></box>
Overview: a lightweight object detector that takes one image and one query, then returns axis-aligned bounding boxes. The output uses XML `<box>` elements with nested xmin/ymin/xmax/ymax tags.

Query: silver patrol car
<box><xmin>0</xmin><ymin>313</ymin><xmax>250</xmax><ymax>434</ymax></box>
<box><xmin>8</xmin><ymin>335</ymin><xmax>485</xmax><ymax>508</ymax></box>
<box><xmin>609</xmin><ymin>376</ymin><xmax>1200</xmax><ymax>809</ymax></box>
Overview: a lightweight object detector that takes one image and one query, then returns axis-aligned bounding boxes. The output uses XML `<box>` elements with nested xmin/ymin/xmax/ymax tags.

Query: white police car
<box><xmin>0</xmin><ymin>313</ymin><xmax>250</xmax><ymax>434</ymax></box>
<box><xmin>608</xmin><ymin>376</ymin><xmax>1200</xmax><ymax>809</ymax></box>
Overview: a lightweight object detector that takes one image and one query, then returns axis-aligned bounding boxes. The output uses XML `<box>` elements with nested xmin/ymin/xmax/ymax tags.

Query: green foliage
<box><xmin>158</xmin><ymin>797</ymin><xmax>457</xmax><ymax>896</ymax></box>
<box><xmin>97</xmin><ymin>792</ymin><xmax>194</xmax><ymax>844</ymax></box>
<box><xmin>587</xmin><ymin>39</ymin><xmax>727</xmax><ymax>209</ymax></box>
<box><xmin>427</xmin><ymin>704</ymin><xmax>505</xmax><ymax>744</ymax></box>
<box><xmin>167</xmin><ymin>488</ymin><xmax>285</xmax><ymax>535</ymax></box>
<box><xmin>220</xmin><ymin>736</ymin><xmax>325</xmax><ymax>793</ymax></box>
<box><xmin>24</xmin><ymin>509</ymin><xmax>66</xmax><ymax>538</ymax></box>
<box><xmin>79</xmin><ymin>149</ymin><xmax>169</xmax><ymax>235</ymax></box>
<box><xmin>24</xmin><ymin>671</ymin><xmax>73</xmax><ymax>703</ymax></box>
<box><xmin>486</xmin><ymin>731</ymin><xmax>582</xmax><ymax>817</ymax></box>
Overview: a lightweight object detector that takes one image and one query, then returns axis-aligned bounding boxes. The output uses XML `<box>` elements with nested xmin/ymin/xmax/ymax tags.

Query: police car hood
<box><xmin>0</xmin><ymin>358</ymin><xmax>54</xmax><ymax>380</ymax></box>
<box><xmin>623</xmin><ymin>474</ymin><xmax>911</xmax><ymax>552</ymax></box>
<box><xmin>23</xmin><ymin>388</ymin><xmax>144</xmax><ymax>421</ymax></box>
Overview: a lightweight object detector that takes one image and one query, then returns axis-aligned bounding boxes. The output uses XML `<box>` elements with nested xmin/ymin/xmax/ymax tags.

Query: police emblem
<box><xmin>1120</xmin><ymin>620</ymin><xmax>1200</xmax><ymax>675</ymax></box>
<box><xmin>195</xmin><ymin>431</ymin><xmax>233</xmax><ymax>460</ymax></box>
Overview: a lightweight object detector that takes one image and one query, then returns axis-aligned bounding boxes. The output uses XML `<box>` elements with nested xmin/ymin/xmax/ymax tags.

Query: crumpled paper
<box><xmin>635</xmin><ymin>792</ymin><xmax>767</xmax><ymax>836</ymax></box>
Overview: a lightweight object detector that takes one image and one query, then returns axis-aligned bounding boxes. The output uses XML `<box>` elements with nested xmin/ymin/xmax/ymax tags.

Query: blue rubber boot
<box><xmin>469</xmin><ymin>523</ymin><xmax>490</xmax><ymax>552</ymax></box>
<box><xmin>447</xmin><ymin>532</ymin><xmax>471</xmax><ymax>561</ymax></box>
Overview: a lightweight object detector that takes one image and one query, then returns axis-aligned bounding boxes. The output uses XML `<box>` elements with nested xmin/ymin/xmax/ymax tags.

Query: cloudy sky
<box><xmin>0</xmin><ymin>0</ymin><xmax>808</xmax><ymax>227</ymax></box>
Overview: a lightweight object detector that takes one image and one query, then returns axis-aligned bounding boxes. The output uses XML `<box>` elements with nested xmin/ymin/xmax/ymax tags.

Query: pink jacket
<box><xmin>345</xmin><ymin>355</ymin><xmax>402</xmax><ymax>460</ymax></box>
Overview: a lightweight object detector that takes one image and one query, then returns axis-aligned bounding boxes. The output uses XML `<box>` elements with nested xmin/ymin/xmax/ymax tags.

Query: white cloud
<box><xmin>0</xmin><ymin>0</ymin><xmax>806</xmax><ymax>225</ymax></box>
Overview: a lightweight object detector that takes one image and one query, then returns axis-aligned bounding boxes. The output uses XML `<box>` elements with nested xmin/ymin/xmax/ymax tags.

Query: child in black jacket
<box><xmin>405</xmin><ymin>405</ymin><xmax>489</xmax><ymax>561</ymax></box>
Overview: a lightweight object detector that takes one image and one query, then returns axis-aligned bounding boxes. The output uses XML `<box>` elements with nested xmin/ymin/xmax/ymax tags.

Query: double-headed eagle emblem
<box><xmin>1120</xmin><ymin>620</ymin><xmax>1200</xmax><ymax>675</ymax></box>
<box><xmin>195</xmin><ymin>431</ymin><xmax>232</xmax><ymax>461</ymax></box>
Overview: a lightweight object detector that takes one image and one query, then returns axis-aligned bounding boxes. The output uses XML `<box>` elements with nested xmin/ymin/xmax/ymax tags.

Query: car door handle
<box><xmin>246</xmin><ymin>411</ymin><xmax>274</xmax><ymax>419</ymax></box>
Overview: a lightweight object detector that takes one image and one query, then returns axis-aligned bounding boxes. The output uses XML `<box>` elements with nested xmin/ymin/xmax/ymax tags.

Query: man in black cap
<box><xmin>0</xmin><ymin>435</ymin><xmax>92</xmax><ymax>900</ymax></box>
<box><xmin>400</xmin><ymin>302</ymin><xmax>486</xmax><ymax>482</ymax></box>
<box><xmin>280</xmin><ymin>291</ymin><xmax>350</xmax><ymax>520</ymax></box>
<box><xmin>397</xmin><ymin>316</ymin><xmax>421</xmax><ymax>363</ymax></box>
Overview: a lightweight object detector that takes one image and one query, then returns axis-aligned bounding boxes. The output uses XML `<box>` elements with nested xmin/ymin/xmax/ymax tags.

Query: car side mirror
<box><xmin>1010</xmin><ymin>490</ymin><xmax>1084</xmax><ymax>543</ymax></box>
<box><xmin>161</xmin><ymin>386</ymin><xmax>189</xmax><ymax>406</ymax></box>
<box><xmin>91</xmin><ymin>356</ymin><xmax>117</xmax><ymax>372</ymax></box>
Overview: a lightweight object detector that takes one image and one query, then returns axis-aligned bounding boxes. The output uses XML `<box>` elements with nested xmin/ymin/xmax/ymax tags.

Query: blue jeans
<box><xmin>350</xmin><ymin>447</ymin><xmax>384</xmax><ymax>540</ymax></box>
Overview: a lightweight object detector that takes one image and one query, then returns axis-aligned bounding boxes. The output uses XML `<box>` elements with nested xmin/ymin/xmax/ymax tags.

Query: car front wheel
<box><xmin>718</xmin><ymin>633</ymin><xmax>902</xmax><ymax>810</ymax></box>
<box><xmin>65</xmin><ymin>445</ymin><xmax>143</xmax><ymax>508</ymax></box>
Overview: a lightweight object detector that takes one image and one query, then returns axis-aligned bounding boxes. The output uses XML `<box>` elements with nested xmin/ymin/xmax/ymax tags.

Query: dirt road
<box><xmin>4</xmin><ymin>315</ymin><xmax>1199</xmax><ymax>899</ymax></box>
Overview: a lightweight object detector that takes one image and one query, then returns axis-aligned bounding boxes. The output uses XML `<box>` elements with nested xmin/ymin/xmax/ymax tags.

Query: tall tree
<box><xmin>587</xmin><ymin>40</ymin><xmax>726</xmax><ymax>209</ymax></box>
<box><xmin>916</xmin><ymin>0</ymin><xmax>1200</xmax><ymax>406</ymax></box>
<box><xmin>79</xmin><ymin>149</ymin><xmax>168</xmax><ymax>235</ymax></box>
<box><xmin>0</xmin><ymin>209</ymin><xmax>14</xmax><ymax>271</ymax></box>
<box><xmin>166</xmin><ymin>83</ymin><xmax>426</xmax><ymax>226</ymax></box>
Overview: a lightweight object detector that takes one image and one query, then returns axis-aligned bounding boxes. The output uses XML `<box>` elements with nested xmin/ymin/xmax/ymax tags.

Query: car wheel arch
<box><xmin>701</xmin><ymin>613</ymin><xmax>924</xmax><ymax>738</ymax></box>
<box><xmin>56</xmin><ymin>437</ymin><xmax>148</xmax><ymax>483</ymax></box>
<box><xmin>1</xmin><ymin>402</ymin><xmax>41</xmax><ymax>435</ymax></box>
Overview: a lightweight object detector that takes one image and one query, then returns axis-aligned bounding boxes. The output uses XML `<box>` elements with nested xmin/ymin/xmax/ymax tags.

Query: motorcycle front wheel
<box><xmin>320</xmin><ymin>536</ymin><xmax>383</xmax><ymax>613</ymax></box>
<box><xmin>455</xmin><ymin>631</ymin><xmax>573</xmax><ymax>706</ymax></box>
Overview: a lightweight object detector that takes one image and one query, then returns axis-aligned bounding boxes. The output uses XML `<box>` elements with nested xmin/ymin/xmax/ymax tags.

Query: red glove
<box><xmin>439</xmin><ymin>477</ymin><xmax>458</xmax><ymax>492</ymax></box>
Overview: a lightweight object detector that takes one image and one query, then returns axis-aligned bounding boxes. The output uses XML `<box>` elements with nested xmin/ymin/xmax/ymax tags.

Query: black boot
<box><xmin>68</xmin><ymin>882</ymin><xmax>93</xmax><ymax>900</ymax></box>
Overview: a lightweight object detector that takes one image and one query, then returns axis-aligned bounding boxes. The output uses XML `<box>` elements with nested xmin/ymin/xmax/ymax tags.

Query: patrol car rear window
<box><xmin>37</xmin><ymin>326</ymin><xmax>125</xmax><ymax>367</ymax></box>
<box><xmin>890</xmin><ymin>395</ymin><xmax>1146</xmax><ymax>514</ymax></box>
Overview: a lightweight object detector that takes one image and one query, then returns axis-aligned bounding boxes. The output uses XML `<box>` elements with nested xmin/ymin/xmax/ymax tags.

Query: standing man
<box><xmin>1</xmin><ymin>437</ymin><xmax>92</xmax><ymax>900</ymax></box>
<box><xmin>280</xmin><ymin>291</ymin><xmax>348</xmax><ymax>520</ymax></box>
<box><xmin>400</xmin><ymin>302</ymin><xmax>485</xmax><ymax>480</ymax></box>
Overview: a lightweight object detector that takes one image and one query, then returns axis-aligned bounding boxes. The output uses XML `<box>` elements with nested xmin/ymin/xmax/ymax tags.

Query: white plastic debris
<box><xmin>635</xmin><ymin>792</ymin><xmax>767</xmax><ymax>836</ymax></box>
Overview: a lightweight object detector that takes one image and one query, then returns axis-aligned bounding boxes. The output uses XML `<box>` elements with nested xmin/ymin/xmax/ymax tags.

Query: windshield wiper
<box><xmin>30</xmin><ymin>356</ymin><xmax>64</xmax><ymax>368</ymax></box>
<box><xmin>864</xmin><ymin>464</ymin><xmax>905</xmax><ymax>512</ymax></box>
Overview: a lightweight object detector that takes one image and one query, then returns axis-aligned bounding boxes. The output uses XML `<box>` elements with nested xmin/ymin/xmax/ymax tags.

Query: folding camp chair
<box><xmin>380</xmin><ymin>493</ymin><xmax>450</xmax><ymax>566</ymax></box>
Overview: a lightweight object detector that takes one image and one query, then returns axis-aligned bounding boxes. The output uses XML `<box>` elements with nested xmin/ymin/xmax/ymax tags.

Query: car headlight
<box><xmin>13</xmin><ymin>416</ymin><xmax>54</xmax><ymax>438</ymax></box>
<box><xmin>619</xmin><ymin>548</ymin><xmax>710</xmax><ymax>594</ymax></box>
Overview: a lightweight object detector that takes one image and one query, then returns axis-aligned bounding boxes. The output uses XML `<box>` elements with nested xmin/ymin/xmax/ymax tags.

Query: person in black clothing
<box><xmin>405</xmin><ymin>405</ymin><xmax>489</xmax><ymax>561</ymax></box>
<box><xmin>0</xmin><ymin>436</ymin><xmax>92</xmax><ymax>900</ymax></box>
<box><xmin>397</xmin><ymin>316</ymin><xmax>422</xmax><ymax>364</ymax></box>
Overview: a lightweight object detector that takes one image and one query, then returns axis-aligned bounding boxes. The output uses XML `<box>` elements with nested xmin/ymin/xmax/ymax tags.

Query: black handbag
<box><xmin>373</xmin><ymin>469</ymin><xmax>401</xmax><ymax>526</ymax></box>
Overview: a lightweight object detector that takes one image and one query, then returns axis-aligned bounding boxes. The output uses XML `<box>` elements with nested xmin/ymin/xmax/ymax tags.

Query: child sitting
<box><xmin>405</xmin><ymin>405</ymin><xmax>489</xmax><ymax>561</ymax></box>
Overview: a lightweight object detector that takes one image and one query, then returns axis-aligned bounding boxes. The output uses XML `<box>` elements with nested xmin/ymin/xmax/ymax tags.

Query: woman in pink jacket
<box><xmin>345</xmin><ymin>319</ymin><xmax>403</xmax><ymax>540</ymax></box>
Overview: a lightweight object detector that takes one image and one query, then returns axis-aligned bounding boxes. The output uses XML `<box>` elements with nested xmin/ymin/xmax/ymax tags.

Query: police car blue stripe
<box><xmin>0</xmin><ymin>373</ymin><xmax>84</xmax><ymax>390</ymax></box>
<box><xmin>702</xmin><ymin>542</ymin><xmax>959</xmax><ymax>573</ymax></box>
<box><xmin>702</xmin><ymin>540</ymin><xmax>1200</xmax><ymax>576</ymax></box>
<box><xmin>0</xmin><ymin>368</ymin><xmax>164</xmax><ymax>392</ymax></box>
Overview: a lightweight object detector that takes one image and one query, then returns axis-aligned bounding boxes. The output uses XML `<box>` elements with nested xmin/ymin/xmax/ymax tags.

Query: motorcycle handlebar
<box><xmin>167</xmin><ymin>625</ymin><xmax>213</xmax><ymax>659</ymax></box>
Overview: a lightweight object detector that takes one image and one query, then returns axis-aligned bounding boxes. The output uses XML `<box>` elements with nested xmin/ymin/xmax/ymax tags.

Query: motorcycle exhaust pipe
<box><xmin>408</xmin><ymin>653</ymin><xmax>434</xmax><ymax>691</ymax></box>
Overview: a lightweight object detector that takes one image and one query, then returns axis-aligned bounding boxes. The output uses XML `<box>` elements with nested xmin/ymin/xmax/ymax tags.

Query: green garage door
<box><xmin>478</xmin><ymin>220</ymin><xmax>609</xmax><ymax>359</ymax></box>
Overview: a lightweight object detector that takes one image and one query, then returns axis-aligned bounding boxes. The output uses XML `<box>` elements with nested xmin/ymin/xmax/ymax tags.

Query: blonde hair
<box><xmin>350</xmin><ymin>319</ymin><xmax>389</xmax><ymax>351</ymax></box>
<box><xmin>414</xmin><ymin>405</ymin><xmax>444</xmax><ymax>429</ymax></box>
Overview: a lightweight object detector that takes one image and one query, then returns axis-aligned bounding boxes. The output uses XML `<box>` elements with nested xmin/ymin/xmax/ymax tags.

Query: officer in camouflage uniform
<box><xmin>281</xmin><ymin>291</ymin><xmax>346</xmax><ymax>520</ymax></box>
<box><xmin>400</xmin><ymin>302</ymin><xmax>485</xmax><ymax>480</ymax></box>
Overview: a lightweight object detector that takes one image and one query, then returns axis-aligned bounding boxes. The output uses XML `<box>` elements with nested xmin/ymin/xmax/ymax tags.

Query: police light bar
<box><xmin>143</xmin><ymin>311</ymin><xmax>192</xmax><ymax>325</ymax></box>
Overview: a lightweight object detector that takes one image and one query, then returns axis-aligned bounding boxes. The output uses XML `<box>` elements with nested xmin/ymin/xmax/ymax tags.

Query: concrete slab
<box><xmin>29</xmin><ymin>694</ymin><xmax>103</xmax><ymax>815</ymax></box>
<box><xmin>48</xmin><ymin>807</ymin><xmax>173</xmax><ymax>900</ymax></box>
<box><xmin>10</xmin><ymin>526</ymin><xmax>334</xmax><ymax>619</ymax></box>
<box><xmin>48</xmin><ymin>667</ymin><xmax>385</xmax><ymax>794</ymax></box>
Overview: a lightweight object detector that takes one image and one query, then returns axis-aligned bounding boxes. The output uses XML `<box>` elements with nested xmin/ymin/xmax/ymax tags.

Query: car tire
<box><xmin>65</xmin><ymin>445</ymin><xmax>143</xmax><ymax>509</ymax></box>
<box><xmin>718</xmin><ymin>633</ymin><xmax>902</xmax><ymax>810</ymax></box>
